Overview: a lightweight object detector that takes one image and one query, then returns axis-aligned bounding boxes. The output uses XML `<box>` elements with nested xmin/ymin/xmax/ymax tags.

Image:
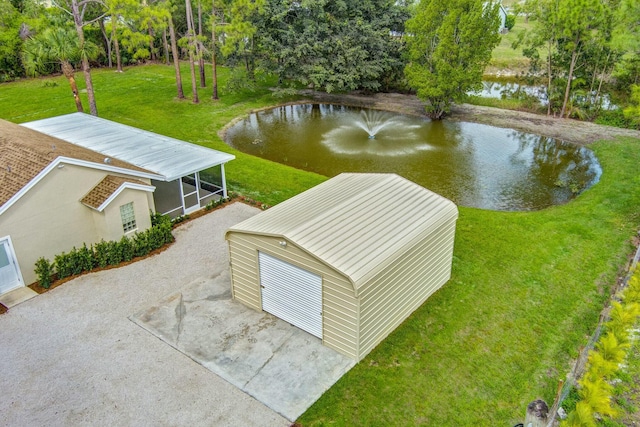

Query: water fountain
<box><xmin>355</xmin><ymin>109</ymin><xmax>398</xmax><ymax>139</ymax></box>
<box><xmin>320</xmin><ymin>108</ymin><xmax>429</xmax><ymax>156</ymax></box>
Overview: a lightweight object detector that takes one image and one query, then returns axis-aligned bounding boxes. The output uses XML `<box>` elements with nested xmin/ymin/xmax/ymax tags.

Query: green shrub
<box><xmin>150</xmin><ymin>210</ymin><xmax>171</xmax><ymax>227</ymax></box>
<box><xmin>106</xmin><ymin>240</ymin><xmax>123</xmax><ymax>266</ymax></box>
<box><xmin>204</xmin><ymin>196</ymin><xmax>231</xmax><ymax>211</ymax></box>
<box><xmin>34</xmin><ymin>257</ymin><xmax>54</xmax><ymax>289</ymax></box>
<box><xmin>94</xmin><ymin>240</ymin><xmax>110</xmax><ymax>268</ymax></box>
<box><xmin>77</xmin><ymin>243</ymin><xmax>95</xmax><ymax>273</ymax></box>
<box><xmin>562</xmin><ymin>268</ymin><xmax>640</xmax><ymax>425</ymax></box>
<box><xmin>594</xmin><ymin>109</ymin><xmax>637</xmax><ymax>129</ymax></box>
<box><xmin>67</xmin><ymin>247</ymin><xmax>84</xmax><ymax>276</ymax></box>
<box><xmin>132</xmin><ymin>232</ymin><xmax>150</xmax><ymax>257</ymax></box>
<box><xmin>35</xmin><ymin>221</ymin><xmax>174</xmax><ymax>288</ymax></box>
<box><xmin>505</xmin><ymin>14</ymin><xmax>516</xmax><ymax>31</ymax></box>
<box><xmin>54</xmin><ymin>251</ymin><xmax>73</xmax><ymax>279</ymax></box>
<box><xmin>119</xmin><ymin>236</ymin><xmax>135</xmax><ymax>262</ymax></box>
<box><xmin>171</xmin><ymin>214</ymin><xmax>190</xmax><ymax>224</ymax></box>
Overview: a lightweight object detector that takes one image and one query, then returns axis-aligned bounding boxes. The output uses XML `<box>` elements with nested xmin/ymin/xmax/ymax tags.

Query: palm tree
<box><xmin>23</xmin><ymin>27</ymin><xmax>100</xmax><ymax>113</ymax></box>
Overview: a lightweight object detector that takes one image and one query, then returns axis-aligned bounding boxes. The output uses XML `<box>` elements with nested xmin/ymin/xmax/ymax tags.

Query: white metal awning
<box><xmin>22</xmin><ymin>113</ymin><xmax>235</xmax><ymax>182</ymax></box>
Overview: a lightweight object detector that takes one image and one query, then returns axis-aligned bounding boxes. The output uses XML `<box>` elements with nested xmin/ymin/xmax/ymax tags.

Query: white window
<box><xmin>120</xmin><ymin>202</ymin><xmax>137</xmax><ymax>233</ymax></box>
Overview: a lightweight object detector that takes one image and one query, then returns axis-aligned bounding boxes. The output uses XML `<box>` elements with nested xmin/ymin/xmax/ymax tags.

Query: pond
<box><xmin>224</xmin><ymin>104</ymin><xmax>602</xmax><ymax>211</ymax></box>
<box><xmin>470</xmin><ymin>80</ymin><xmax>618</xmax><ymax>110</ymax></box>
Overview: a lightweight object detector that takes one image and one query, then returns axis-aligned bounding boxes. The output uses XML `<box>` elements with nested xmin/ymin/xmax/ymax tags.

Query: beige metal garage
<box><xmin>225</xmin><ymin>173</ymin><xmax>458</xmax><ymax>361</ymax></box>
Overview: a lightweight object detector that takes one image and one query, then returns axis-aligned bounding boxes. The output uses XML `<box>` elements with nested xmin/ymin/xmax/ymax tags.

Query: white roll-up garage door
<box><xmin>258</xmin><ymin>251</ymin><xmax>323</xmax><ymax>339</ymax></box>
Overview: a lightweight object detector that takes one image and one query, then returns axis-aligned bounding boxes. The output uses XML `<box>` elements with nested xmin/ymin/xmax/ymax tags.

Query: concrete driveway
<box><xmin>0</xmin><ymin>203</ymin><xmax>352</xmax><ymax>426</ymax></box>
<box><xmin>130</xmin><ymin>270</ymin><xmax>354</xmax><ymax>421</ymax></box>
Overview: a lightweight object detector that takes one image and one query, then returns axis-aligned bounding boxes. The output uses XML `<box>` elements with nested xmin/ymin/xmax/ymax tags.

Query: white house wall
<box><xmin>0</xmin><ymin>164</ymin><xmax>152</xmax><ymax>284</ymax></box>
<box><xmin>94</xmin><ymin>189</ymin><xmax>153</xmax><ymax>242</ymax></box>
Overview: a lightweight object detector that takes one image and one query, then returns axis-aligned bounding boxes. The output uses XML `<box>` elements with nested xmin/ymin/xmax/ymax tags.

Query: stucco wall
<box><xmin>0</xmin><ymin>164</ymin><xmax>152</xmax><ymax>285</ymax></box>
<box><xmin>96</xmin><ymin>189</ymin><xmax>153</xmax><ymax>242</ymax></box>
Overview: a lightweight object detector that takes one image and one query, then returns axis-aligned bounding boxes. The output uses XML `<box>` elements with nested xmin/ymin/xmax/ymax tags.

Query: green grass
<box><xmin>1</xmin><ymin>65</ymin><xmax>639</xmax><ymax>426</ymax></box>
<box><xmin>491</xmin><ymin>16</ymin><xmax>534</xmax><ymax>70</ymax></box>
<box><xmin>0</xmin><ymin>65</ymin><xmax>325</xmax><ymax>205</ymax></box>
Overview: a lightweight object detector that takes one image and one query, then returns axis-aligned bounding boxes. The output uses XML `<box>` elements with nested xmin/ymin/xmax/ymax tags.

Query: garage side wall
<box><xmin>227</xmin><ymin>232</ymin><xmax>360</xmax><ymax>359</ymax></box>
<box><xmin>357</xmin><ymin>217</ymin><xmax>457</xmax><ymax>360</ymax></box>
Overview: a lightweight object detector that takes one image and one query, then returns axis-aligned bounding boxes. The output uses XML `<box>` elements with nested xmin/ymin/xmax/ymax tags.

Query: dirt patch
<box><xmin>295</xmin><ymin>91</ymin><xmax>640</xmax><ymax>145</ymax></box>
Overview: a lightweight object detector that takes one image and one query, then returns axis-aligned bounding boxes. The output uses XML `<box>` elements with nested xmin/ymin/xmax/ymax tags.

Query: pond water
<box><xmin>225</xmin><ymin>104</ymin><xmax>602</xmax><ymax>211</ymax></box>
<box><xmin>470</xmin><ymin>80</ymin><xmax>617</xmax><ymax>110</ymax></box>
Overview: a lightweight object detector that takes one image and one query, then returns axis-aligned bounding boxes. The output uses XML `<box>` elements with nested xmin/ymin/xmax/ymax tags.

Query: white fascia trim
<box><xmin>0</xmin><ymin>156</ymin><xmax>164</xmax><ymax>217</ymax></box>
<box><xmin>93</xmin><ymin>182</ymin><xmax>156</xmax><ymax>212</ymax></box>
<box><xmin>162</xmin><ymin>157</ymin><xmax>235</xmax><ymax>182</ymax></box>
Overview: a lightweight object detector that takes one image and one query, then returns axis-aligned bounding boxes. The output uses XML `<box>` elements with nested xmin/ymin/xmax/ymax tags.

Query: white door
<box><xmin>0</xmin><ymin>237</ymin><xmax>23</xmax><ymax>294</ymax></box>
<box><xmin>258</xmin><ymin>252</ymin><xmax>323</xmax><ymax>339</ymax></box>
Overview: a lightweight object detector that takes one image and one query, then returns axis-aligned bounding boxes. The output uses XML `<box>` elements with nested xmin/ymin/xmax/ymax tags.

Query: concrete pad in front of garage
<box><xmin>130</xmin><ymin>270</ymin><xmax>355</xmax><ymax>421</ymax></box>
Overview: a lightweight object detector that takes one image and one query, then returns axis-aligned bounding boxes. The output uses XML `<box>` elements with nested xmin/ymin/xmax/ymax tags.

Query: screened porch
<box><xmin>152</xmin><ymin>165</ymin><xmax>228</xmax><ymax>218</ymax></box>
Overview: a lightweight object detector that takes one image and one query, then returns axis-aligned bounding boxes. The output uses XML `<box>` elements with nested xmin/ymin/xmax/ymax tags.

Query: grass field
<box><xmin>491</xmin><ymin>16</ymin><xmax>534</xmax><ymax>70</ymax></box>
<box><xmin>1</xmin><ymin>65</ymin><xmax>639</xmax><ymax>425</ymax></box>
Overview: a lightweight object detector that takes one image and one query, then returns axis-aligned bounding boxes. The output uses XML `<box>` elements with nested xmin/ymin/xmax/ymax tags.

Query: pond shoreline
<box><xmin>295</xmin><ymin>90</ymin><xmax>640</xmax><ymax>145</ymax></box>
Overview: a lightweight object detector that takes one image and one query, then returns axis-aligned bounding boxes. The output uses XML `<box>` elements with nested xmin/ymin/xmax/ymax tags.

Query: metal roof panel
<box><xmin>228</xmin><ymin>173</ymin><xmax>458</xmax><ymax>290</ymax></box>
<box><xmin>22</xmin><ymin>113</ymin><xmax>235</xmax><ymax>181</ymax></box>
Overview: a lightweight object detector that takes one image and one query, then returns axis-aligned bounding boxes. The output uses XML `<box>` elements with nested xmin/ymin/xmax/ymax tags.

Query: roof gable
<box><xmin>0</xmin><ymin>119</ymin><xmax>152</xmax><ymax>209</ymax></box>
<box><xmin>227</xmin><ymin>173</ymin><xmax>458</xmax><ymax>290</ymax></box>
<box><xmin>22</xmin><ymin>113</ymin><xmax>235</xmax><ymax>182</ymax></box>
<box><xmin>81</xmin><ymin>175</ymin><xmax>155</xmax><ymax>211</ymax></box>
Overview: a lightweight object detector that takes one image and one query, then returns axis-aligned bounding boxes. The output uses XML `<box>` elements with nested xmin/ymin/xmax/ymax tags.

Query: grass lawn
<box><xmin>1</xmin><ymin>65</ymin><xmax>639</xmax><ymax>426</ymax></box>
<box><xmin>491</xmin><ymin>16</ymin><xmax>534</xmax><ymax>70</ymax></box>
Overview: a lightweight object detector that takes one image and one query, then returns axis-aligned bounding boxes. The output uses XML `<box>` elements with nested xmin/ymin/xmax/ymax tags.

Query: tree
<box><xmin>405</xmin><ymin>0</ymin><xmax>501</xmax><ymax>119</ymax></box>
<box><xmin>100</xmin><ymin>0</ymin><xmax>138</xmax><ymax>71</ymax></box>
<box><xmin>23</xmin><ymin>26</ymin><xmax>100</xmax><ymax>112</ymax></box>
<box><xmin>555</xmin><ymin>0</ymin><xmax>604</xmax><ymax>118</ymax></box>
<box><xmin>53</xmin><ymin>0</ymin><xmax>106</xmax><ymax>116</ymax></box>
<box><xmin>514</xmin><ymin>0</ymin><xmax>569</xmax><ymax>115</ymax></box>
<box><xmin>516</xmin><ymin>0</ymin><xmax>613</xmax><ymax>118</ymax></box>
<box><xmin>0</xmin><ymin>0</ymin><xmax>24</xmax><ymax>81</ymax></box>
<box><xmin>219</xmin><ymin>0</ymin><xmax>265</xmax><ymax>79</ymax></box>
<box><xmin>623</xmin><ymin>84</ymin><xmax>640</xmax><ymax>126</ymax></box>
<box><xmin>183</xmin><ymin>0</ymin><xmax>199</xmax><ymax>102</ymax></box>
<box><xmin>210</xmin><ymin>0</ymin><xmax>222</xmax><ymax>99</ymax></box>
<box><xmin>612</xmin><ymin>0</ymin><xmax>640</xmax><ymax>86</ymax></box>
<box><xmin>257</xmin><ymin>0</ymin><xmax>408</xmax><ymax>93</ymax></box>
<box><xmin>165</xmin><ymin>6</ymin><xmax>184</xmax><ymax>99</ymax></box>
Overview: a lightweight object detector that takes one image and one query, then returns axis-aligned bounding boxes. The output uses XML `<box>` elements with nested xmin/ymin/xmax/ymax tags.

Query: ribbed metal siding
<box><xmin>259</xmin><ymin>252</ymin><xmax>323</xmax><ymax>339</ymax></box>
<box><xmin>228</xmin><ymin>238</ymin><xmax>261</xmax><ymax>311</ymax></box>
<box><xmin>357</xmin><ymin>218</ymin><xmax>457</xmax><ymax>359</ymax></box>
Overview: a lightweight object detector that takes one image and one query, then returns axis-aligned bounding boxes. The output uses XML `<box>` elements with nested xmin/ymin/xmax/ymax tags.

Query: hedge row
<box><xmin>34</xmin><ymin>220</ymin><xmax>174</xmax><ymax>289</ymax></box>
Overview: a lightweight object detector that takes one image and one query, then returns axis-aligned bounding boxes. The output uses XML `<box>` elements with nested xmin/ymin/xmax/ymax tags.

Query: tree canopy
<box><xmin>404</xmin><ymin>0</ymin><xmax>501</xmax><ymax>119</ymax></box>
<box><xmin>256</xmin><ymin>0</ymin><xmax>408</xmax><ymax>93</ymax></box>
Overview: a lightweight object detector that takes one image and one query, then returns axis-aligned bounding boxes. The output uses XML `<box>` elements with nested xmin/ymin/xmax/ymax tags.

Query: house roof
<box><xmin>0</xmin><ymin>119</ymin><xmax>153</xmax><ymax>209</ymax></box>
<box><xmin>81</xmin><ymin>175</ymin><xmax>155</xmax><ymax>212</ymax></box>
<box><xmin>227</xmin><ymin>173</ymin><xmax>458</xmax><ymax>291</ymax></box>
<box><xmin>22</xmin><ymin>113</ymin><xmax>235</xmax><ymax>182</ymax></box>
